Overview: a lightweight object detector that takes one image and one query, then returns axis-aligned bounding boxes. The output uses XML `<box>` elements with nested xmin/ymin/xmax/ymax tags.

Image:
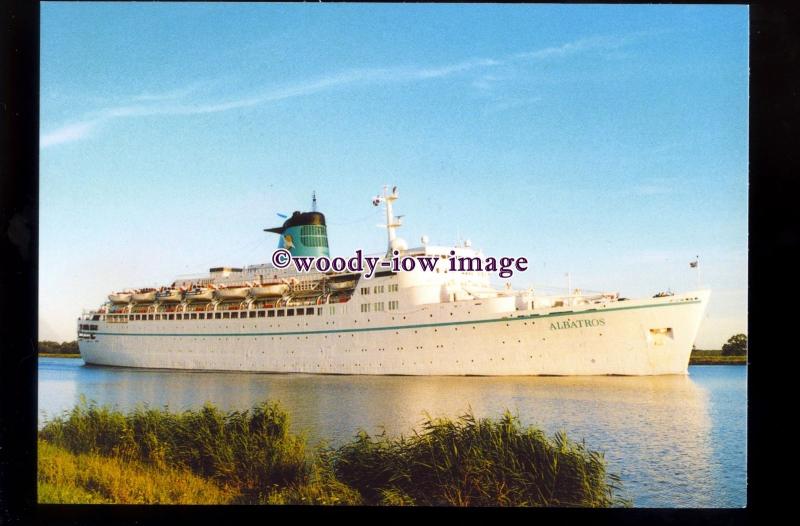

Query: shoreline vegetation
<box><xmin>38</xmin><ymin>341</ymin><xmax>746</xmax><ymax>365</ymax></box>
<box><xmin>38</xmin><ymin>400</ymin><xmax>628</xmax><ymax>506</ymax></box>
<box><xmin>689</xmin><ymin>350</ymin><xmax>747</xmax><ymax>365</ymax></box>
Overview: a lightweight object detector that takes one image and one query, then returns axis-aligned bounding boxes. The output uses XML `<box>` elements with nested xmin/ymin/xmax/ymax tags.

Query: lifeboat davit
<box><xmin>214</xmin><ymin>286</ymin><xmax>249</xmax><ymax>300</ymax></box>
<box><xmin>250</xmin><ymin>283</ymin><xmax>289</xmax><ymax>298</ymax></box>
<box><xmin>156</xmin><ymin>289</ymin><xmax>183</xmax><ymax>302</ymax></box>
<box><xmin>132</xmin><ymin>290</ymin><xmax>157</xmax><ymax>302</ymax></box>
<box><xmin>108</xmin><ymin>292</ymin><xmax>132</xmax><ymax>304</ymax></box>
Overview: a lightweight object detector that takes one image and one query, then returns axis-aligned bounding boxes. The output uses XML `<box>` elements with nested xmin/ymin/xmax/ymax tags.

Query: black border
<box><xmin>5</xmin><ymin>1</ymin><xmax>794</xmax><ymax>524</ymax></box>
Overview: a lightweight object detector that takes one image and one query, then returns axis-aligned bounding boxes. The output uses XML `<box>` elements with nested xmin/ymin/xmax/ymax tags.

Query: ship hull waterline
<box><xmin>79</xmin><ymin>290</ymin><xmax>709</xmax><ymax>376</ymax></box>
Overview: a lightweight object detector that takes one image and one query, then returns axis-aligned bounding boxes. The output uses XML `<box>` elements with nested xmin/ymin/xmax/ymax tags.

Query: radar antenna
<box><xmin>312</xmin><ymin>191</ymin><xmax>318</xmax><ymax>212</ymax></box>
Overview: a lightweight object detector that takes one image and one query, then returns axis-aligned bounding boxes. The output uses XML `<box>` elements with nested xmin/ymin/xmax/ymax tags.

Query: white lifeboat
<box><xmin>108</xmin><ymin>291</ymin><xmax>132</xmax><ymax>304</ymax></box>
<box><xmin>214</xmin><ymin>286</ymin><xmax>250</xmax><ymax>300</ymax></box>
<box><xmin>250</xmin><ymin>282</ymin><xmax>289</xmax><ymax>298</ymax></box>
<box><xmin>328</xmin><ymin>279</ymin><xmax>357</xmax><ymax>291</ymax></box>
<box><xmin>185</xmin><ymin>287</ymin><xmax>214</xmax><ymax>302</ymax></box>
<box><xmin>132</xmin><ymin>289</ymin><xmax>157</xmax><ymax>303</ymax></box>
<box><xmin>156</xmin><ymin>289</ymin><xmax>183</xmax><ymax>303</ymax></box>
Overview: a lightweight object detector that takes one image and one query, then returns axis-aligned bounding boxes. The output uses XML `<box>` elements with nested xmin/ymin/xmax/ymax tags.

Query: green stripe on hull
<box><xmin>93</xmin><ymin>299</ymin><xmax>702</xmax><ymax>338</ymax></box>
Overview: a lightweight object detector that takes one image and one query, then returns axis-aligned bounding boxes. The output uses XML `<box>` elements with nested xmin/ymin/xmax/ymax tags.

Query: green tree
<box><xmin>721</xmin><ymin>334</ymin><xmax>747</xmax><ymax>356</ymax></box>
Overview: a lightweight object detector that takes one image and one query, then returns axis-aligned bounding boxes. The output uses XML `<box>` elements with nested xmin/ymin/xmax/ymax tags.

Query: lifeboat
<box><xmin>288</xmin><ymin>279</ymin><xmax>321</xmax><ymax>297</ymax></box>
<box><xmin>108</xmin><ymin>291</ymin><xmax>132</xmax><ymax>304</ymax></box>
<box><xmin>132</xmin><ymin>290</ymin><xmax>157</xmax><ymax>302</ymax></box>
<box><xmin>250</xmin><ymin>283</ymin><xmax>289</xmax><ymax>298</ymax></box>
<box><xmin>156</xmin><ymin>289</ymin><xmax>183</xmax><ymax>302</ymax></box>
<box><xmin>214</xmin><ymin>286</ymin><xmax>249</xmax><ymax>300</ymax></box>
<box><xmin>185</xmin><ymin>287</ymin><xmax>214</xmax><ymax>302</ymax></box>
<box><xmin>328</xmin><ymin>279</ymin><xmax>357</xmax><ymax>291</ymax></box>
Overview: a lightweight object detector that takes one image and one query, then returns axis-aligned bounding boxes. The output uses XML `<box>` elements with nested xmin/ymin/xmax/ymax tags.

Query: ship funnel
<box><xmin>264</xmin><ymin>209</ymin><xmax>330</xmax><ymax>257</ymax></box>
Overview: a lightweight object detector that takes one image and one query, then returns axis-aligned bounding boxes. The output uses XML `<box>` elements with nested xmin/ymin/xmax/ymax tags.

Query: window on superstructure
<box><xmin>249</xmin><ymin>311</ymin><xmax>256</xmax><ymax>318</ymax></box>
<box><xmin>389</xmin><ymin>300</ymin><xmax>398</xmax><ymax>310</ymax></box>
<box><xmin>389</xmin><ymin>284</ymin><xmax>398</xmax><ymax>292</ymax></box>
<box><xmin>231</xmin><ymin>312</ymin><xmax>239</xmax><ymax>319</ymax></box>
<box><xmin>287</xmin><ymin>309</ymin><xmax>295</xmax><ymax>316</ymax></box>
<box><xmin>268</xmin><ymin>310</ymin><xmax>275</xmax><ymax>318</ymax></box>
<box><xmin>300</xmin><ymin>225</ymin><xmax>329</xmax><ymax>248</ymax></box>
<box><xmin>361</xmin><ymin>303</ymin><xmax>370</xmax><ymax>313</ymax></box>
<box><xmin>258</xmin><ymin>310</ymin><xmax>265</xmax><ymax>318</ymax></box>
<box><xmin>191</xmin><ymin>313</ymin><xmax>198</xmax><ymax>320</ymax></box>
<box><xmin>214</xmin><ymin>312</ymin><xmax>221</xmax><ymax>319</ymax></box>
<box><xmin>306</xmin><ymin>307</ymin><xmax>314</xmax><ymax>315</ymax></box>
<box><xmin>277</xmin><ymin>310</ymin><xmax>285</xmax><ymax>317</ymax></box>
<box><xmin>330</xmin><ymin>306</ymin><xmax>336</xmax><ymax>315</ymax></box>
<box><xmin>199</xmin><ymin>313</ymin><xmax>205</xmax><ymax>320</ymax></box>
<box><xmin>168</xmin><ymin>314</ymin><xmax>174</xmax><ymax>320</ymax></box>
<box><xmin>317</xmin><ymin>307</ymin><xmax>321</xmax><ymax>315</ymax></box>
<box><xmin>361</xmin><ymin>287</ymin><xmax>369</xmax><ymax>295</ymax></box>
<box><xmin>223</xmin><ymin>312</ymin><xmax>230</xmax><ymax>319</ymax></box>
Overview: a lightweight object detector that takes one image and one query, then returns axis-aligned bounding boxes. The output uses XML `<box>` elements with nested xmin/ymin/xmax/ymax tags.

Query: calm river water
<box><xmin>38</xmin><ymin>358</ymin><xmax>746</xmax><ymax>508</ymax></box>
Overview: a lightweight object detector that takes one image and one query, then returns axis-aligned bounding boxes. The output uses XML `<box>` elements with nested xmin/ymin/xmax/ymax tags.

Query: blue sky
<box><xmin>40</xmin><ymin>3</ymin><xmax>748</xmax><ymax>348</ymax></box>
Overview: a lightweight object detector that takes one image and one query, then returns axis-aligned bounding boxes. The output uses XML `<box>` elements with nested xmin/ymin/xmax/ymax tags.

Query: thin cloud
<box><xmin>41</xmin><ymin>34</ymin><xmax>640</xmax><ymax>149</ymax></box>
<box><xmin>40</xmin><ymin>119</ymin><xmax>104</xmax><ymax>148</ymax></box>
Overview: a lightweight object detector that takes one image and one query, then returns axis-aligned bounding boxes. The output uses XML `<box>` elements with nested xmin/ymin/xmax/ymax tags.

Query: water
<box><xmin>38</xmin><ymin>358</ymin><xmax>746</xmax><ymax>508</ymax></box>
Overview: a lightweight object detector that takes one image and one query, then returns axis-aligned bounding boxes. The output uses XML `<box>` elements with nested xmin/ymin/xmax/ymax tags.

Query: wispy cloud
<box><xmin>41</xmin><ymin>33</ymin><xmax>642</xmax><ymax>149</ymax></box>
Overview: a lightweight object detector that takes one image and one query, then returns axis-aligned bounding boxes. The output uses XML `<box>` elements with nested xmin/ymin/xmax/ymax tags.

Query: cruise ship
<box><xmin>78</xmin><ymin>186</ymin><xmax>709</xmax><ymax>375</ymax></box>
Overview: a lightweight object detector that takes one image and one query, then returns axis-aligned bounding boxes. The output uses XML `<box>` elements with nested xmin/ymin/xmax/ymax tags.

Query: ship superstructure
<box><xmin>78</xmin><ymin>187</ymin><xmax>709</xmax><ymax>375</ymax></box>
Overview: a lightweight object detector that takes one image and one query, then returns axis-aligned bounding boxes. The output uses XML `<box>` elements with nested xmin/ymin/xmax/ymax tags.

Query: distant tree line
<box><xmin>38</xmin><ymin>341</ymin><xmax>79</xmax><ymax>354</ymax></box>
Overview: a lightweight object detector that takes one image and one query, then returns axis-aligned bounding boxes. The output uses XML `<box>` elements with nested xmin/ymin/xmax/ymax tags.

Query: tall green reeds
<box><xmin>39</xmin><ymin>400</ymin><xmax>627</xmax><ymax>506</ymax></box>
<box><xmin>39</xmin><ymin>398</ymin><xmax>307</xmax><ymax>501</ymax></box>
<box><xmin>333</xmin><ymin>410</ymin><xmax>627</xmax><ymax>507</ymax></box>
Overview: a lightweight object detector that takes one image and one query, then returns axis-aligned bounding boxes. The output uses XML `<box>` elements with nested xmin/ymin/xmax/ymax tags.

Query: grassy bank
<box><xmin>39</xmin><ymin>353</ymin><xmax>81</xmax><ymax>358</ymax></box>
<box><xmin>38</xmin><ymin>401</ymin><xmax>627</xmax><ymax>506</ymax></box>
<box><xmin>689</xmin><ymin>350</ymin><xmax>746</xmax><ymax>365</ymax></box>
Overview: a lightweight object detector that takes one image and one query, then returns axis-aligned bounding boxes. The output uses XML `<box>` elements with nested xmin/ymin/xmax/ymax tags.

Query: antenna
<box><xmin>312</xmin><ymin>191</ymin><xmax>317</xmax><ymax>212</ymax></box>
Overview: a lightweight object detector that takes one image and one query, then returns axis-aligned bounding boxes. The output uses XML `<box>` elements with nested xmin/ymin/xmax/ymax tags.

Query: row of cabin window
<box><xmin>106</xmin><ymin>307</ymin><xmax>320</xmax><ymax>321</ymax></box>
<box><xmin>359</xmin><ymin>301</ymin><xmax>399</xmax><ymax>313</ymax></box>
<box><xmin>359</xmin><ymin>284</ymin><xmax>398</xmax><ymax>295</ymax></box>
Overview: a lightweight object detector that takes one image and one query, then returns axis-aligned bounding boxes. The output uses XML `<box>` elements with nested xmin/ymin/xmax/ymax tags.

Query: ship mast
<box><xmin>373</xmin><ymin>185</ymin><xmax>402</xmax><ymax>255</ymax></box>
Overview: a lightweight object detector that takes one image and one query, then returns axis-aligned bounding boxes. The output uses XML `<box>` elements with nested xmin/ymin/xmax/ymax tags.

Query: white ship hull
<box><xmin>79</xmin><ymin>290</ymin><xmax>709</xmax><ymax>376</ymax></box>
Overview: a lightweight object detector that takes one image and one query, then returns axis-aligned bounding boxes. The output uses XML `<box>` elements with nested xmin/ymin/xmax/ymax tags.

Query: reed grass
<box><xmin>39</xmin><ymin>400</ymin><xmax>625</xmax><ymax>506</ymax></box>
<box><xmin>39</xmin><ymin>397</ymin><xmax>307</xmax><ymax>502</ymax></box>
<box><xmin>332</xmin><ymin>410</ymin><xmax>628</xmax><ymax>507</ymax></box>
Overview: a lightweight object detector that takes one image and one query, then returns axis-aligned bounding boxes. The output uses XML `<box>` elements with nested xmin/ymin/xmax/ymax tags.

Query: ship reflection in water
<box><xmin>38</xmin><ymin>358</ymin><xmax>745</xmax><ymax>508</ymax></box>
